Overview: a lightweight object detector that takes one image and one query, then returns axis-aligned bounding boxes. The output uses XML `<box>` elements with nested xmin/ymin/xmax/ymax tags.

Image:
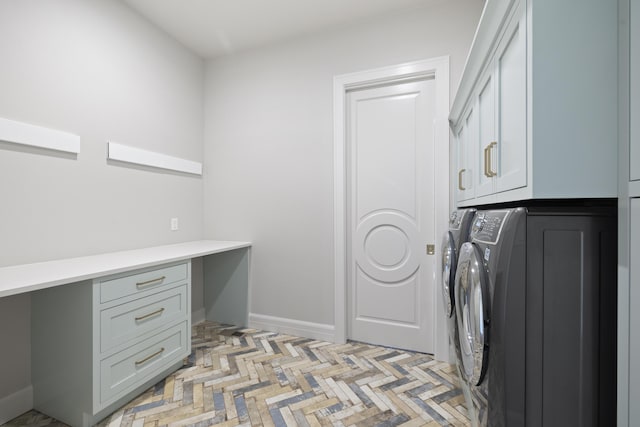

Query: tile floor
<box><xmin>2</xmin><ymin>322</ymin><xmax>470</xmax><ymax>426</ymax></box>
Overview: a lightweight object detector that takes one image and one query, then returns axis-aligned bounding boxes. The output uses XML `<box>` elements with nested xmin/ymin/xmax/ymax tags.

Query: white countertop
<box><xmin>0</xmin><ymin>240</ymin><xmax>251</xmax><ymax>298</ymax></box>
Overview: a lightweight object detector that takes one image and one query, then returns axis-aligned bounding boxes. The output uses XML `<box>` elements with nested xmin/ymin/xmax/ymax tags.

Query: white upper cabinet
<box><xmin>477</xmin><ymin>71</ymin><xmax>495</xmax><ymax>198</ymax></box>
<box><xmin>495</xmin><ymin>3</ymin><xmax>526</xmax><ymax>194</ymax></box>
<box><xmin>455</xmin><ymin>105</ymin><xmax>476</xmax><ymax>202</ymax></box>
<box><xmin>450</xmin><ymin>0</ymin><xmax>617</xmax><ymax>207</ymax></box>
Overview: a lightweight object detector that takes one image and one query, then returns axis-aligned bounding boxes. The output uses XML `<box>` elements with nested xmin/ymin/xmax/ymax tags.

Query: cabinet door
<box><xmin>477</xmin><ymin>71</ymin><xmax>495</xmax><ymax>197</ymax></box>
<box><xmin>455</xmin><ymin>126</ymin><xmax>468</xmax><ymax>202</ymax></box>
<box><xmin>496</xmin><ymin>2</ymin><xmax>527</xmax><ymax>193</ymax></box>
<box><xmin>631</xmin><ymin>0</ymin><xmax>640</xmax><ymax>181</ymax></box>
<box><xmin>456</xmin><ymin>106</ymin><xmax>476</xmax><ymax>202</ymax></box>
<box><xmin>630</xmin><ymin>199</ymin><xmax>640</xmax><ymax>424</ymax></box>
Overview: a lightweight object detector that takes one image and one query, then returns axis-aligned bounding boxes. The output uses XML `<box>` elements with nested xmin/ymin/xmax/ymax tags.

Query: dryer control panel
<box><xmin>450</xmin><ymin>208</ymin><xmax>476</xmax><ymax>231</ymax></box>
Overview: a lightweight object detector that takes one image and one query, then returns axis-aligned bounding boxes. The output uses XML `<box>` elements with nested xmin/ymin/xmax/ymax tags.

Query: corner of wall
<box><xmin>0</xmin><ymin>386</ymin><xmax>33</xmax><ymax>425</ymax></box>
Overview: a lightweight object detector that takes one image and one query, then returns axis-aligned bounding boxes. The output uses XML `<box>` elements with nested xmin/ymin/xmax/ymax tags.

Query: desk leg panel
<box><xmin>203</xmin><ymin>248</ymin><xmax>250</xmax><ymax>327</ymax></box>
<box><xmin>31</xmin><ymin>281</ymin><xmax>93</xmax><ymax>427</ymax></box>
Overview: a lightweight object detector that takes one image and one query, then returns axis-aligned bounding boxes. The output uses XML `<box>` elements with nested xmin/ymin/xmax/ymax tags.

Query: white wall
<box><xmin>203</xmin><ymin>1</ymin><xmax>483</xmax><ymax>329</ymax></box>
<box><xmin>0</xmin><ymin>0</ymin><xmax>204</xmax><ymax>408</ymax></box>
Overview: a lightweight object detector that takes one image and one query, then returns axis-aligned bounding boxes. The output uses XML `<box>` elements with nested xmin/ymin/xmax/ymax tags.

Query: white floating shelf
<box><xmin>107</xmin><ymin>142</ymin><xmax>202</xmax><ymax>175</ymax></box>
<box><xmin>0</xmin><ymin>117</ymin><xmax>80</xmax><ymax>154</ymax></box>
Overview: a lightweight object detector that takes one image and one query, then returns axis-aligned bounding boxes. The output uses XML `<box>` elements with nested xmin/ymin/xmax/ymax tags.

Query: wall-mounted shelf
<box><xmin>0</xmin><ymin>117</ymin><xmax>80</xmax><ymax>154</ymax></box>
<box><xmin>107</xmin><ymin>142</ymin><xmax>202</xmax><ymax>175</ymax></box>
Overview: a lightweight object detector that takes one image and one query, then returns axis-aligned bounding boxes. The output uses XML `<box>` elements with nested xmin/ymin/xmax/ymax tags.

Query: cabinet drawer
<box><xmin>99</xmin><ymin>263</ymin><xmax>187</xmax><ymax>303</ymax></box>
<box><xmin>100</xmin><ymin>322</ymin><xmax>188</xmax><ymax>404</ymax></box>
<box><xmin>100</xmin><ymin>284</ymin><xmax>188</xmax><ymax>353</ymax></box>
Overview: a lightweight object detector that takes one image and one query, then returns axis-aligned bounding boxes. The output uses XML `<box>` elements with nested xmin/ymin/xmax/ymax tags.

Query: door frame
<box><xmin>333</xmin><ymin>57</ymin><xmax>451</xmax><ymax>361</ymax></box>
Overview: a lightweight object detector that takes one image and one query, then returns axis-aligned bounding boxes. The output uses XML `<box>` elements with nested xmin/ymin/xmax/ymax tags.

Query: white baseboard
<box><xmin>0</xmin><ymin>385</ymin><xmax>33</xmax><ymax>425</ymax></box>
<box><xmin>192</xmin><ymin>307</ymin><xmax>206</xmax><ymax>325</ymax></box>
<box><xmin>248</xmin><ymin>313</ymin><xmax>335</xmax><ymax>342</ymax></box>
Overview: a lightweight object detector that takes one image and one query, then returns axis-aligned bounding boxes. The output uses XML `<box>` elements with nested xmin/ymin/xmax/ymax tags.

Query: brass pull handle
<box><xmin>458</xmin><ymin>169</ymin><xmax>466</xmax><ymax>191</ymax></box>
<box><xmin>135</xmin><ymin>347</ymin><xmax>165</xmax><ymax>366</ymax></box>
<box><xmin>135</xmin><ymin>307</ymin><xmax>165</xmax><ymax>322</ymax></box>
<box><xmin>136</xmin><ymin>276</ymin><xmax>166</xmax><ymax>288</ymax></box>
<box><xmin>483</xmin><ymin>145</ymin><xmax>490</xmax><ymax>177</ymax></box>
<box><xmin>487</xmin><ymin>141</ymin><xmax>497</xmax><ymax>177</ymax></box>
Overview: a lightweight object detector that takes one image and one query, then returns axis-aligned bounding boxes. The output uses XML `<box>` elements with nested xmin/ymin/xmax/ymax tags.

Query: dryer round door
<box><xmin>441</xmin><ymin>231</ymin><xmax>456</xmax><ymax>318</ymax></box>
<box><xmin>455</xmin><ymin>242</ymin><xmax>490</xmax><ymax>386</ymax></box>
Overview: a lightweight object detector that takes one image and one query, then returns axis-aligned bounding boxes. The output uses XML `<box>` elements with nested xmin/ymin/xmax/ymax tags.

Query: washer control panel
<box><xmin>470</xmin><ymin>210</ymin><xmax>510</xmax><ymax>244</ymax></box>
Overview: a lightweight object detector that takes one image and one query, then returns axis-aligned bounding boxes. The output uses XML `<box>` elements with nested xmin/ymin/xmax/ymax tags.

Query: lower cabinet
<box><xmin>31</xmin><ymin>261</ymin><xmax>191</xmax><ymax>427</ymax></box>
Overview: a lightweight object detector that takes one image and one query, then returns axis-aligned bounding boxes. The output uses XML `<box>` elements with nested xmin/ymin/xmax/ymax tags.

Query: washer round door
<box><xmin>440</xmin><ymin>231</ymin><xmax>456</xmax><ymax>318</ymax></box>
<box><xmin>454</xmin><ymin>242</ymin><xmax>490</xmax><ymax>386</ymax></box>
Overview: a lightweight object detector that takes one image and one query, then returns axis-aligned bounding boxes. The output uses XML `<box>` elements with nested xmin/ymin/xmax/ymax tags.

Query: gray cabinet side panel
<box><xmin>526</xmin><ymin>214</ymin><xmax>616</xmax><ymax>427</ymax></box>
<box><xmin>599</xmin><ymin>228</ymin><xmax>618</xmax><ymax>427</ymax></box>
<box><xmin>631</xmin><ymin>0</ymin><xmax>640</xmax><ymax>181</ymax></box>
<box><xmin>32</xmin><ymin>281</ymin><xmax>93</xmax><ymax>427</ymax></box>
<box><xmin>619</xmin><ymin>0</ymin><xmax>632</xmax><ymax>425</ymax></box>
<box><xmin>542</xmin><ymin>227</ymin><xmax>596</xmax><ymax>427</ymax></box>
<box><xmin>629</xmin><ymin>200</ymin><xmax>640</xmax><ymax>425</ymax></box>
<box><xmin>531</xmin><ymin>0</ymin><xmax>618</xmax><ymax>197</ymax></box>
<box><xmin>203</xmin><ymin>248</ymin><xmax>249</xmax><ymax>327</ymax></box>
<box><xmin>191</xmin><ymin>256</ymin><xmax>204</xmax><ymax>320</ymax></box>
<box><xmin>525</xmin><ymin>219</ymin><xmax>544</xmax><ymax>427</ymax></box>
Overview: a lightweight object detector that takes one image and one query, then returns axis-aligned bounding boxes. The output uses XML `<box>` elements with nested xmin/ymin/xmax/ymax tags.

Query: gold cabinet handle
<box><xmin>487</xmin><ymin>141</ymin><xmax>497</xmax><ymax>177</ymax></box>
<box><xmin>136</xmin><ymin>276</ymin><xmax>166</xmax><ymax>289</ymax></box>
<box><xmin>135</xmin><ymin>347</ymin><xmax>165</xmax><ymax>366</ymax></box>
<box><xmin>483</xmin><ymin>145</ymin><xmax>490</xmax><ymax>177</ymax></box>
<box><xmin>135</xmin><ymin>307</ymin><xmax>165</xmax><ymax>322</ymax></box>
<box><xmin>458</xmin><ymin>169</ymin><xmax>466</xmax><ymax>191</ymax></box>
<box><xmin>484</xmin><ymin>142</ymin><xmax>497</xmax><ymax>177</ymax></box>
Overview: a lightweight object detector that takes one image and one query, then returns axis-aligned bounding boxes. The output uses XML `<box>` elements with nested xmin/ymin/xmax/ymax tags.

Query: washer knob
<box><xmin>473</xmin><ymin>214</ymin><xmax>485</xmax><ymax>233</ymax></box>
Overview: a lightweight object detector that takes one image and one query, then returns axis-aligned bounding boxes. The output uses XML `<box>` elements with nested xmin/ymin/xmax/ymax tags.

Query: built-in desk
<box><xmin>0</xmin><ymin>240</ymin><xmax>251</xmax><ymax>298</ymax></box>
<box><xmin>0</xmin><ymin>240</ymin><xmax>251</xmax><ymax>427</ymax></box>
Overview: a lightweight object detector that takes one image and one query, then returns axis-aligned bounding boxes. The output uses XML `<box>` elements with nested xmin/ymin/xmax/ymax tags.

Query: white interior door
<box><xmin>346</xmin><ymin>78</ymin><xmax>435</xmax><ymax>353</ymax></box>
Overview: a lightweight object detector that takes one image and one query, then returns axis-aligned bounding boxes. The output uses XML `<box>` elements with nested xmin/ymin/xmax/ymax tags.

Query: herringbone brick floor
<box><xmin>4</xmin><ymin>321</ymin><xmax>470</xmax><ymax>427</ymax></box>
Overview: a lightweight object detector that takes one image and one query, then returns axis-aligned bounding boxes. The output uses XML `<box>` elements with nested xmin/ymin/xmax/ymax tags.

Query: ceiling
<box><xmin>122</xmin><ymin>0</ymin><xmax>441</xmax><ymax>59</ymax></box>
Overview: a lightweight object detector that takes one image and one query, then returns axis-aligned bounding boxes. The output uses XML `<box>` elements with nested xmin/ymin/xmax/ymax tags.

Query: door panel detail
<box><xmin>355</xmin><ymin>211</ymin><xmax>421</xmax><ymax>283</ymax></box>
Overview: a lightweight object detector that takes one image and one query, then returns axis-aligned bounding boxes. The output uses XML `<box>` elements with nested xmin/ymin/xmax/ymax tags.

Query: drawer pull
<box><xmin>135</xmin><ymin>347</ymin><xmax>165</xmax><ymax>366</ymax></box>
<box><xmin>136</xmin><ymin>276</ymin><xmax>166</xmax><ymax>289</ymax></box>
<box><xmin>135</xmin><ymin>307</ymin><xmax>165</xmax><ymax>322</ymax></box>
